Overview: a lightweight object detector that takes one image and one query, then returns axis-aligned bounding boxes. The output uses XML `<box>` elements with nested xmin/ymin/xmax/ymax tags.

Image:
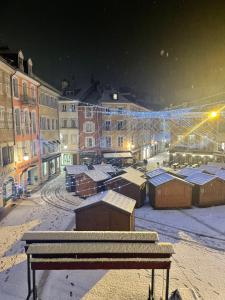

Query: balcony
<box><xmin>20</xmin><ymin>94</ymin><xmax>36</xmax><ymax>106</ymax></box>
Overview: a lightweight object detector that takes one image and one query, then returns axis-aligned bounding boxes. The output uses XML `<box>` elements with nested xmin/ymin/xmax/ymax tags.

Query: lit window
<box><xmin>113</xmin><ymin>93</ymin><xmax>118</xmax><ymax>100</ymax></box>
<box><xmin>118</xmin><ymin>136</ymin><xmax>123</xmax><ymax>147</ymax></box>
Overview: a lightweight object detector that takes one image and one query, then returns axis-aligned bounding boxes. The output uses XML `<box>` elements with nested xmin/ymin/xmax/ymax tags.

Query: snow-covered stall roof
<box><xmin>103</xmin><ymin>152</ymin><xmax>132</xmax><ymax>158</ymax></box>
<box><xmin>198</xmin><ymin>165</ymin><xmax>221</xmax><ymax>175</ymax></box>
<box><xmin>84</xmin><ymin>170</ymin><xmax>111</xmax><ymax>182</ymax></box>
<box><xmin>75</xmin><ymin>190</ymin><xmax>136</xmax><ymax>214</ymax></box>
<box><xmin>149</xmin><ymin>173</ymin><xmax>191</xmax><ymax>187</ymax></box>
<box><xmin>176</xmin><ymin>167</ymin><xmax>202</xmax><ymax>177</ymax></box>
<box><xmin>215</xmin><ymin>170</ymin><xmax>225</xmax><ymax>181</ymax></box>
<box><xmin>93</xmin><ymin>164</ymin><xmax>117</xmax><ymax>174</ymax></box>
<box><xmin>186</xmin><ymin>172</ymin><xmax>217</xmax><ymax>185</ymax></box>
<box><xmin>146</xmin><ymin>168</ymin><xmax>167</xmax><ymax>178</ymax></box>
<box><xmin>65</xmin><ymin>165</ymin><xmax>88</xmax><ymax>175</ymax></box>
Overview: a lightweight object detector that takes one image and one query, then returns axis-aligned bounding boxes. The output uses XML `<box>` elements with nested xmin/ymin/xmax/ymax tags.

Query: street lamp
<box><xmin>23</xmin><ymin>153</ymin><xmax>29</xmax><ymax>161</ymax></box>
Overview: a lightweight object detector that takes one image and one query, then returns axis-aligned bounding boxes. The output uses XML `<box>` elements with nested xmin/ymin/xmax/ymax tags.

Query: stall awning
<box><xmin>103</xmin><ymin>152</ymin><xmax>132</xmax><ymax>159</ymax></box>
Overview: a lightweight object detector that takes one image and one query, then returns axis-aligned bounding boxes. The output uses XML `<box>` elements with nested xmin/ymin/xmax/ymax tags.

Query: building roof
<box><xmin>93</xmin><ymin>164</ymin><xmax>117</xmax><ymax>174</ymax></box>
<box><xmin>123</xmin><ymin>167</ymin><xmax>144</xmax><ymax>177</ymax></box>
<box><xmin>99</xmin><ymin>89</ymin><xmax>131</xmax><ymax>103</ymax></box>
<box><xmin>149</xmin><ymin>173</ymin><xmax>191</xmax><ymax>187</ymax></box>
<box><xmin>75</xmin><ymin>190</ymin><xmax>136</xmax><ymax>214</ymax></box>
<box><xmin>65</xmin><ymin>165</ymin><xmax>88</xmax><ymax>175</ymax></box>
<box><xmin>176</xmin><ymin>167</ymin><xmax>203</xmax><ymax>177</ymax></box>
<box><xmin>186</xmin><ymin>172</ymin><xmax>217</xmax><ymax>185</ymax></box>
<box><xmin>198</xmin><ymin>165</ymin><xmax>221</xmax><ymax>175</ymax></box>
<box><xmin>146</xmin><ymin>168</ymin><xmax>167</xmax><ymax>178</ymax></box>
<box><xmin>84</xmin><ymin>170</ymin><xmax>111</xmax><ymax>182</ymax></box>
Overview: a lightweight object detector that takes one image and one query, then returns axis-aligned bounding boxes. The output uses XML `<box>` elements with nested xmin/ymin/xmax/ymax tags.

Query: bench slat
<box><xmin>30</xmin><ymin>257</ymin><xmax>171</xmax><ymax>270</ymax></box>
<box><xmin>22</xmin><ymin>231</ymin><xmax>159</xmax><ymax>243</ymax></box>
<box><xmin>27</xmin><ymin>242</ymin><xmax>174</xmax><ymax>255</ymax></box>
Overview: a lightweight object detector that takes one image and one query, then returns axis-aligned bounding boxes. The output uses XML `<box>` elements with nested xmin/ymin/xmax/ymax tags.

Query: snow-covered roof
<box><xmin>149</xmin><ymin>173</ymin><xmax>191</xmax><ymax>187</ymax></box>
<box><xmin>93</xmin><ymin>164</ymin><xmax>117</xmax><ymax>174</ymax></box>
<box><xmin>186</xmin><ymin>172</ymin><xmax>217</xmax><ymax>185</ymax></box>
<box><xmin>84</xmin><ymin>170</ymin><xmax>111</xmax><ymax>182</ymax></box>
<box><xmin>146</xmin><ymin>168</ymin><xmax>167</xmax><ymax>178</ymax></box>
<box><xmin>75</xmin><ymin>190</ymin><xmax>136</xmax><ymax>214</ymax></box>
<box><xmin>198</xmin><ymin>165</ymin><xmax>221</xmax><ymax>175</ymax></box>
<box><xmin>215</xmin><ymin>170</ymin><xmax>225</xmax><ymax>181</ymax></box>
<box><xmin>176</xmin><ymin>167</ymin><xmax>202</xmax><ymax>177</ymax></box>
<box><xmin>124</xmin><ymin>167</ymin><xmax>144</xmax><ymax>177</ymax></box>
<box><xmin>120</xmin><ymin>172</ymin><xmax>146</xmax><ymax>186</ymax></box>
<box><xmin>65</xmin><ymin>165</ymin><xmax>88</xmax><ymax>175</ymax></box>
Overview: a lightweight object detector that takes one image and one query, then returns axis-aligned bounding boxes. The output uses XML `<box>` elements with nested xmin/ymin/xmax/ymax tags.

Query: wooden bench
<box><xmin>22</xmin><ymin>231</ymin><xmax>174</xmax><ymax>300</ymax></box>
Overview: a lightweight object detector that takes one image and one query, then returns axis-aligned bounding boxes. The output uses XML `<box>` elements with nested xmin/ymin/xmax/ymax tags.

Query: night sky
<box><xmin>1</xmin><ymin>0</ymin><xmax>225</xmax><ymax>104</ymax></box>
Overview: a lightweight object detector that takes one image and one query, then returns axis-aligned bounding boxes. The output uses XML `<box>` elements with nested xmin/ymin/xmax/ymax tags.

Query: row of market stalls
<box><xmin>147</xmin><ymin>164</ymin><xmax>225</xmax><ymax>208</ymax></box>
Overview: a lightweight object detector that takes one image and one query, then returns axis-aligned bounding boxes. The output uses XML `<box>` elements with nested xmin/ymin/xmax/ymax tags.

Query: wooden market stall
<box><xmin>105</xmin><ymin>167</ymin><xmax>146</xmax><ymax>207</ymax></box>
<box><xmin>186</xmin><ymin>172</ymin><xmax>225</xmax><ymax>207</ymax></box>
<box><xmin>65</xmin><ymin>165</ymin><xmax>88</xmax><ymax>192</ymax></box>
<box><xmin>74</xmin><ymin>190</ymin><xmax>136</xmax><ymax>230</ymax></box>
<box><xmin>148</xmin><ymin>173</ymin><xmax>193</xmax><ymax>209</ymax></box>
<box><xmin>75</xmin><ymin>170</ymin><xmax>111</xmax><ymax>198</ymax></box>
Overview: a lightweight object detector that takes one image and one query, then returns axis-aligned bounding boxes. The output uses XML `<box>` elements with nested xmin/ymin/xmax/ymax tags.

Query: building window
<box><xmin>189</xmin><ymin>134</ymin><xmax>195</xmax><ymax>144</ymax></box>
<box><xmin>117</xmin><ymin>120</ymin><xmax>125</xmax><ymax>130</ymax></box>
<box><xmin>47</xmin><ymin>118</ymin><xmax>50</xmax><ymax>130</ymax></box>
<box><xmin>118</xmin><ymin>107</ymin><xmax>123</xmax><ymax>114</ymax></box>
<box><xmin>85</xmin><ymin>121</ymin><xmax>95</xmax><ymax>133</ymax></box>
<box><xmin>118</xmin><ymin>136</ymin><xmax>123</xmax><ymax>147</ymax></box>
<box><xmin>177</xmin><ymin>135</ymin><xmax>183</xmax><ymax>143</ymax></box>
<box><xmin>15</xmin><ymin>108</ymin><xmax>21</xmax><ymax>135</ymax></box>
<box><xmin>30</xmin><ymin>85</ymin><xmax>35</xmax><ymax>100</ymax></box>
<box><xmin>22</xmin><ymin>81</ymin><xmax>28</xmax><ymax>98</ymax></box>
<box><xmin>85</xmin><ymin>137</ymin><xmax>95</xmax><ymax>148</ymax></box>
<box><xmin>105</xmin><ymin>136</ymin><xmax>112</xmax><ymax>148</ymax></box>
<box><xmin>5</xmin><ymin>75</ymin><xmax>10</xmax><ymax>97</ymax></box>
<box><xmin>71</xmin><ymin>119</ymin><xmax>77</xmax><ymax>128</ymax></box>
<box><xmin>71</xmin><ymin>134</ymin><xmax>77</xmax><ymax>144</ymax></box>
<box><xmin>13</xmin><ymin>77</ymin><xmax>19</xmax><ymax>98</ymax></box>
<box><xmin>85</xmin><ymin>106</ymin><xmax>93</xmax><ymax>118</ymax></box>
<box><xmin>52</xmin><ymin>119</ymin><xmax>55</xmax><ymax>130</ymax></box>
<box><xmin>105</xmin><ymin>107</ymin><xmax>111</xmax><ymax>114</ymax></box>
<box><xmin>62</xmin><ymin>134</ymin><xmax>68</xmax><ymax>144</ymax></box>
<box><xmin>2</xmin><ymin>146</ymin><xmax>14</xmax><ymax>166</ymax></box>
<box><xmin>61</xmin><ymin>119</ymin><xmax>67</xmax><ymax>128</ymax></box>
<box><xmin>112</xmin><ymin>93</ymin><xmax>118</xmax><ymax>100</ymax></box>
<box><xmin>71</xmin><ymin>104</ymin><xmax>76</xmax><ymax>112</ymax></box>
<box><xmin>62</xmin><ymin>104</ymin><xmax>67</xmax><ymax>112</ymax></box>
<box><xmin>31</xmin><ymin>112</ymin><xmax>36</xmax><ymax>134</ymax></box>
<box><xmin>0</xmin><ymin>106</ymin><xmax>4</xmax><ymax>129</ymax></box>
<box><xmin>24</xmin><ymin>110</ymin><xmax>30</xmax><ymax>135</ymax></box>
<box><xmin>105</xmin><ymin>120</ymin><xmax>111</xmax><ymax>130</ymax></box>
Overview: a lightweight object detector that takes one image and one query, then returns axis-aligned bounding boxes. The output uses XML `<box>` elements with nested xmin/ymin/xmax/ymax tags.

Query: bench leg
<box><xmin>32</xmin><ymin>269</ymin><xmax>37</xmax><ymax>300</ymax></box>
<box><xmin>151</xmin><ymin>269</ymin><xmax>155</xmax><ymax>300</ymax></box>
<box><xmin>26</xmin><ymin>254</ymin><xmax>32</xmax><ymax>299</ymax></box>
<box><xmin>165</xmin><ymin>269</ymin><xmax>170</xmax><ymax>300</ymax></box>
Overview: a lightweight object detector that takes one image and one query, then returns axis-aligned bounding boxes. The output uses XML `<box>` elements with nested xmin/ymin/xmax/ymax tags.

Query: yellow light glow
<box><xmin>209</xmin><ymin>111</ymin><xmax>218</xmax><ymax>118</ymax></box>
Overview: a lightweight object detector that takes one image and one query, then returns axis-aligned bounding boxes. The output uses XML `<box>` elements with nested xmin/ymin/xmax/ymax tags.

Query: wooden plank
<box><xmin>31</xmin><ymin>258</ymin><xmax>171</xmax><ymax>270</ymax></box>
<box><xmin>22</xmin><ymin>231</ymin><xmax>159</xmax><ymax>243</ymax></box>
<box><xmin>27</xmin><ymin>242</ymin><xmax>174</xmax><ymax>255</ymax></box>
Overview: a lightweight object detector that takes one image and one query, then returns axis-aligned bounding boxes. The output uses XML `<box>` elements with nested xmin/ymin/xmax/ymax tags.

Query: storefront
<box><xmin>79</xmin><ymin>151</ymin><xmax>101</xmax><ymax>165</ymax></box>
<box><xmin>1</xmin><ymin>177</ymin><xmax>15</xmax><ymax>206</ymax></box>
<box><xmin>41</xmin><ymin>154</ymin><xmax>61</xmax><ymax>182</ymax></box>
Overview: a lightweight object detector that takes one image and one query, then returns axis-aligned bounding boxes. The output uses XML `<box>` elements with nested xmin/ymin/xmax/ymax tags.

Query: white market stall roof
<box><xmin>176</xmin><ymin>167</ymin><xmax>203</xmax><ymax>178</ymax></box>
<box><xmin>146</xmin><ymin>168</ymin><xmax>167</xmax><ymax>178</ymax></box>
<box><xmin>93</xmin><ymin>164</ymin><xmax>117</xmax><ymax>173</ymax></box>
<box><xmin>84</xmin><ymin>170</ymin><xmax>111</xmax><ymax>182</ymax></box>
<box><xmin>75</xmin><ymin>190</ymin><xmax>136</xmax><ymax>214</ymax></box>
<box><xmin>65</xmin><ymin>165</ymin><xmax>88</xmax><ymax>175</ymax></box>
<box><xmin>103</xmin><ymin>152</ymin><xmax>132</xmax><ymax>158</ymax></box>
<box><xmin>149</xmin><ymin>173</ymin><xmax>192</xmax><ymax>187</ymax></box>
<box><xmin>186</xmin><ymin>172</ymin><xmax>217</xmax><ymax>185</ymax></box>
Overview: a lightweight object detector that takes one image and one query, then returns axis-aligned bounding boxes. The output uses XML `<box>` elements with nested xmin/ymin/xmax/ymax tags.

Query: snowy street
<box><xmin>0</xmin><ymin>168</ymin><xmax>225</xmax><ymax>299</ymax></box>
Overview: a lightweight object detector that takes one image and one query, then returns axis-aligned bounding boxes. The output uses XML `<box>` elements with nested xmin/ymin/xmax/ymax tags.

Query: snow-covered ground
<box><xmin>0</xmin><ymin>158</ymin><xmax>225</xmax><ymax>299</ymax></box>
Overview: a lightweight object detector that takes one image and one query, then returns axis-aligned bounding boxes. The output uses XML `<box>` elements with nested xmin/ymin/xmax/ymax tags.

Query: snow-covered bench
<box><xmin>22</xmin><ymin>231</ymin><xmax>174</xmax><ymax>300</ymax></box>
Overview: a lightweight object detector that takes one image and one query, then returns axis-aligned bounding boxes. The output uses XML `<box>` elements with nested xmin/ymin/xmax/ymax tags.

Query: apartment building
<box><xmin>0</xmin><ymin>57</ymin><xmax>15</xmax><ymax>207</ymax></box>
<box><xmin>99</xmin><ymin>89</ymin><xmax>154</xmax><ymax>161</ymax></box>
<box><xmin>59</xmin><ymin>97</ymin><xmax>79</xmax><ymax>165</ymax></box>
<box><xmin>38</xmin><ymin>80</ymin><xmax>61</xmax><ymax>182</ymax></box>
<box><xmin>0</xmin><ymin>48</ymin><xmax>41</xmax><ymax>192</ymax></box>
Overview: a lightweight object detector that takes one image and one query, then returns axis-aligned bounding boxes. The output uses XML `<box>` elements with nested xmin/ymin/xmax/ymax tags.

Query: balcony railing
<box><xmin>20</xmin><ymin>94</ymin><xmax>36</xmax><ymax>106</ymax></box>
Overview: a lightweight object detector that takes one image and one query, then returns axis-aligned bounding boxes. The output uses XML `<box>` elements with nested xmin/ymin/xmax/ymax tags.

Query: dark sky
<box><xmin>1</xmin><ymin>0</ymin><xmax>225</xmax><ymax>104</ymax></box>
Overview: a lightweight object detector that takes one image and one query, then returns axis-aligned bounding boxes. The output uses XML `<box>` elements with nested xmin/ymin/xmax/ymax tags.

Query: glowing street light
<box><xmin>23</xmin><ymin>153</ymin><xmax>29</xmax><ymax>161</ymax></box>
<box><xmin>209</xmin><ymin>111</ymin><xmax>218</xmax><ymax>118</ymax></box>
